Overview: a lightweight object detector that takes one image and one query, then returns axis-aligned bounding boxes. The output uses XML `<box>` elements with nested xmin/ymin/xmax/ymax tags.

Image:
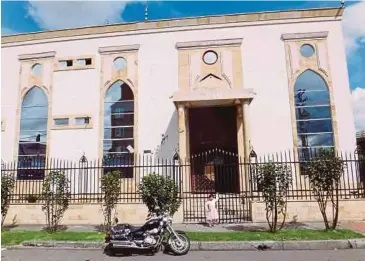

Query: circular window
<box><xmin>203</xmin><ymin>50</ymin><xmax>218</xmax><ymax>65</ymax></box>
<box><xmin>31</xmin><ymin>63</ymin><xmax>42</xmax><ymax>76</ymax></box>
<box><xmin>300</xmin><ymin>44</ymin><xmax>315</xmax><ymax>58</ymax></box>
<box><xmin>113</xmin><ymin>57</ymin><xmax>127</xmax><ymax>70</ymax></box>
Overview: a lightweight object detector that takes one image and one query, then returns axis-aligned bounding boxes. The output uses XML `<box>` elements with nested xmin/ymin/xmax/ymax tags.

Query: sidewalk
<box><xmin>4</xmin><ymin>221</ymin><xmax>365</xmax><ymax>234</ymax></box>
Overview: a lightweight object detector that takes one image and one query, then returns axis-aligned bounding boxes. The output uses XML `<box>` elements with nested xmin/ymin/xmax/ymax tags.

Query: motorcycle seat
<box><xmin>128</xmin><ymin>225</ymin><xmax>142</xmax><ymax>232</ymax></box>
<box><xmin>117</xmin><ymin>223</ymin><xmax>142</xmax><ymax>232</ymax></box>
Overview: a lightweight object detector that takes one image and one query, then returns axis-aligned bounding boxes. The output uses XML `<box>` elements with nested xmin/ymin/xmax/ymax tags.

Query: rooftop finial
<box><xmin>145</xmin><ymin>1</ymin><xmax>148</xmax><ymax>21</ymax></box>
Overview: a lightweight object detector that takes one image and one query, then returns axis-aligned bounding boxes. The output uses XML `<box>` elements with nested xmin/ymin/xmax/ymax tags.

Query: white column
<box><xmin>243</xmin><ymin>100</ymin><xmax>251</xmax><ymax>160</ymax></box>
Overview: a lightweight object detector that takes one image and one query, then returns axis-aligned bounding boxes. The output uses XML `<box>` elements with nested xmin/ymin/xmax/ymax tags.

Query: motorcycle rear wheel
<box><xmin>167</xmin><ymin>233</ymin><xmax>190</xmax><ymax>256</ymax></box>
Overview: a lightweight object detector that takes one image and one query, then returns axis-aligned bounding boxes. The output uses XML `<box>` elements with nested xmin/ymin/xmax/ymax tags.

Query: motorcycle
<box><xmin>104</xmin><ymin>206</ymin><xmax>190</xmax><ymax>256</ymax></box>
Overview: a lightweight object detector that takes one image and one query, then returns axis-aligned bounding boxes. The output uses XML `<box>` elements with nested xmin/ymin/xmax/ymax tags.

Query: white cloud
<box><xmin>352</xmin><ymin>87</ymin><xmax>365</xmax><ymax>132</ymax></box>
<box><xmin>1</xmin><ymin>27</ymin><xmax>16</xmax><ymax>36</ymax></box>
<box><xmin>26</xmin><ymin>1</ymin><xmax>134</xmax><ymax>30</ymax></box>
<box><xmin>342</xmin><ymin>2</ymin><xmax>365</xmax><ymax>54</ymax></box>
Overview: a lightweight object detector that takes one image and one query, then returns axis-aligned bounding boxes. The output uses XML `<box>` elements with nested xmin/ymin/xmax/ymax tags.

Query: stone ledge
<box><xmin>18</xmin><ymin>51</ymin><xmax>56</xmax><ymax>61</ymax></box>
<box><xmin>14</xmin><ymin>239</ymin><xmax>365</xmax><ymax>251</ymax></box>
<box><xmin>281</xmin><ymin>31</ymin><xmax>329</xmax><ymax>40</ymax></box>
<box><xmin>176</xmin><ymin>38</ymin><xmax>243</xmax><ymax>49</ymax></box>
<box><xmin>2</xmin><ymin>8</ymin><xmax>343</xmax><ymax>45</ymax></box>
<box><xmin>98</xmin><ymin>44</ymin><xmax>140</xmax><ymax>54</ymax></box>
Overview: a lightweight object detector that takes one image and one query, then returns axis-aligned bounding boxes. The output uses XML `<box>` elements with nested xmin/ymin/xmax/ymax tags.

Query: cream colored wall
<box><xmin>51</xmin><ymin>68</ymin><xmax>100</xmax><ymax>160</ymax></box>
<box><xmin>3</xmin><ymin>199</ymin><xmax>365</xmax><ymax>225</ymax></box>
<box><xmin>1</xmin><ymin>18</ymin><xmax>355</xmax><ymax>163</ymax></box>
<box><xmin>326</xmin><ymin>23</ymin><xmax>357</xmax><ymax>152</ymax></box>
<box><xmin>251</xmin><ymin>199</ymin><xmax>365</xmax><ymax>222</ymax></box>
<box><xmin>3</xmin><ymin>203</ymin><xmax>184</xmax><ymax>225</ymax></box>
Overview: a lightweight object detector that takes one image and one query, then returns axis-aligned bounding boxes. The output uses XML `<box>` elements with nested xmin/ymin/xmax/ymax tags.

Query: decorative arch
<box><xmin>17</xmin><ymin>86</ymin><xmax>49</xmax><ymax>180</ymax></box>
<box><xmin>102</xmin><ymin>80</ymin><xmax>135</xmax><ymax>178</ymax></box>
<box><xmin>292</xmin><ymin>69</ymin><xmax>335</xmax><ymax>160</ymax></box>
<box><xmin>103</xmin><ymin>78</ymin><xmax>136</xmax><ymax>96</ymax></box>
<box><xmin>292</xmin><ymin>68</ymin><xmax>330</xmax><ymax>86</ymax></box>
<box><xmin>20</xmin><ymin>85</ymin><xmax>49</xmax><ymax>101</ymax></box>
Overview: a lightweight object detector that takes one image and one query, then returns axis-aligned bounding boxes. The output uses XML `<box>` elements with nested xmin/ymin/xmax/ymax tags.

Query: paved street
<box><xmin>2</xmin><ymin>249</ymin><xmax>365</xmax><ymax>261</ymax></box>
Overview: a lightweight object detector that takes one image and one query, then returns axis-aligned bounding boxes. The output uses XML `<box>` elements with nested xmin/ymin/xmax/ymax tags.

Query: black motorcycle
<box><xmin>104</xmin><ymin>211</ymin><xmax>190</xmax><ymax>256</ymax></box>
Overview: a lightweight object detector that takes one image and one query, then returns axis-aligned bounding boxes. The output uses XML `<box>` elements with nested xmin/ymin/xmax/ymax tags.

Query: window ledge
<box><xmin>54</xmin><ymin>65</ymin><xmax>95</xmax><ymax>72</ymax></box>
<box><xmin>52</xmin><ymin>115</ymin><xmax>93</xmax><ymax>130</ymax></box>
<box><xmin>52</xmin><ymin>125</ymin><xmax>93</xmax><ymax>130</ymax></box>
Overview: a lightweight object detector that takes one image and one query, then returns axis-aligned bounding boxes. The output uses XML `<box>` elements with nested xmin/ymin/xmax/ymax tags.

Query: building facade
<box><xmin>2</xmin><ymin>7</ymin><xmax>363</xmax><ymax>225</ymax></box>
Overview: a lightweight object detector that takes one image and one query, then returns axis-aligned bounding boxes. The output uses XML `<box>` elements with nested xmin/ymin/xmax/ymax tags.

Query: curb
<box><xmin>9</xmin><ymin>239</ymin><xmax>365</xmax><ymax>251</ymax></box>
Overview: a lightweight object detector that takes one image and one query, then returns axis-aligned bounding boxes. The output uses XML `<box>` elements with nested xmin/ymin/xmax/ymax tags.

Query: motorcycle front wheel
<box><xmin>167</xmin><ymin>233</ymin><xmax>190</xmax><ymax>255</ymax></box>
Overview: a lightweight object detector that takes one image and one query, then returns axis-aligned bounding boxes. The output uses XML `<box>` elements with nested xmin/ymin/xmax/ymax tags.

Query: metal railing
<box><xmin>1</xmin><ymin>150</ymin><xmax>364</xmax><ymax>212</ymax></box>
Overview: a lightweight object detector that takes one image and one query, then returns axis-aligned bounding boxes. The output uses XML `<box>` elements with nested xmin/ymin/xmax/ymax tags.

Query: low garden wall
<box><xmin>4</xmin><ymin>199</ymin><xmax>365</xmax><ymax>226</ymax></box>
<box><xmin>251</xmin><ymin>199</ymin><xmax>365</xmax><ymax>222</ymax></box>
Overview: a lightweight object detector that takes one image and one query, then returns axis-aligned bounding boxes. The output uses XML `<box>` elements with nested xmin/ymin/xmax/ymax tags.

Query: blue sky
<box><xmin>1</xmin><ymin>1</ymin><xmax>365</xmax><ymax>130</ymax></box>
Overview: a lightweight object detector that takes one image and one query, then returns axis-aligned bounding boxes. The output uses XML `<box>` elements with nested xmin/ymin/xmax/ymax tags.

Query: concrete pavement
<box><xmin>2</xmin><ymin>249</ymin><xmax>365</xmax><ymax>261</ymax></box>
<box><xmin>18</xmin><ymin>239</ymin><xmax>365</xmax><ymax>251</ymax></box>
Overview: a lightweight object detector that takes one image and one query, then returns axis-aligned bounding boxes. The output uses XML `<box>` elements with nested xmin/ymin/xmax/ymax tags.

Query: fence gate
<box><xmin>183</xmin><ymin>148</ymin><xmax>251</xmax><ymax>223</ymax></box>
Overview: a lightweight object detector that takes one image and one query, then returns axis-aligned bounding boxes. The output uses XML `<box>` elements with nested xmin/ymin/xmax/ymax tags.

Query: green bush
<box><xmin>303</xmin><ymin>149</ymin><xmax>345</xmax><ymax>230</ymax></box>
<box><xmin>139</xmin><ymin>173</ymin><xmax>181</xmax><ymax>216</ymax></box>
<box><xmin>1</xmin><ymin>174</ymin><xmax>15</xmax><ymax>226</ymax></box>
<box><xmin>253</xmin><ymin>162</ymin><xmax>292</xmax><ymax>232</ymax></box>
<box><xmin>41</xmin><ymin>171</ymin><xmax>71</xmax><ymax>233</ymax></box>
<box><xmin>100</xmin><ymin>170</ymin><xmax>121</xmax><ymax>231</ymax></box>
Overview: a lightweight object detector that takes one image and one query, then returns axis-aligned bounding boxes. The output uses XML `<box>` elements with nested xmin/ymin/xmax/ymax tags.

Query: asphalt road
<box><xmin>2</xmin><ymin>249</ymin><xmax>365</xmax><ymax>261</ymax></box>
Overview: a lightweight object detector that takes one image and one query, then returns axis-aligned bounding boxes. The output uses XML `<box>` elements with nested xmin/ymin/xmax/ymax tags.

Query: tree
<box><xmin>41</xmin><ymin>171</ymin><xmax>71</xmax><ymax>233</ymax></box>
<box><xmin>100</xmin><ymin>170</ymin><xmax>121</xmax><ymax>232</ymax></box>
<box><xmin>1</xmin><ymin>174</ymin><xmax>15</xmax><ymax>226</ymax></box>
<box><xmin>253</xmin><ymin>162</ymin><xmax>292</xmax><ymax>232</ymax></box>
<box><xmin>139</xmin><ymin>173</ymin><xmax>181</xmax><ymax>217</ymax></box>
<box><xmin>303</xmin><ymin>149</ymin><xmax>345</xmax><ymax>230</ymax></box>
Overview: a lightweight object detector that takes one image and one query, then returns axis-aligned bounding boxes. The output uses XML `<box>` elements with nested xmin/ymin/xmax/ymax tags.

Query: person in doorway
<box><xmin>205</xmin><ymin>193</ymin><xmax>219</xmax><ymax>227</ymax></box>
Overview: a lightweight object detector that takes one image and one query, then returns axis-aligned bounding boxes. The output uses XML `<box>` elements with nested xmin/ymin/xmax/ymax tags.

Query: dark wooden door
<box><xmin>188</xmin><ymin>106</ymin><xmax>239</xmax><ymax>193</ymax></box>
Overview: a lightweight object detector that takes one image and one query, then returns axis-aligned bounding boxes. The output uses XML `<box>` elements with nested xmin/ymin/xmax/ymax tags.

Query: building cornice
<box><xmin>176</xmin><ymin>38</ymin><xmax>242</xmax><ymax>49</ymax></box>
<box><xmin>2</xmin><ymin>7</ymin><xmax>343</xmax><ymax>45</ymax></box>
<box><xmin>98</xmin><ymin>44</ymin><xmax>140</xmax><ymax>54</ymax></box>
<box><xmin>281</xmin><ymin>31</ymin><xmax>329</xmax><ymax>40</ymax></box>
<box><xmin>18</xmin><ymin>51</ymin><xmax>56</xmax><ymax>61</ymax></box>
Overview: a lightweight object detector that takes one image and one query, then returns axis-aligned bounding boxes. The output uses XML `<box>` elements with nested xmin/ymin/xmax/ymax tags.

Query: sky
<box><xmin>1</xmin><ymin>1</ymin><xmax>365</xmax><ymax>131</ymax></box>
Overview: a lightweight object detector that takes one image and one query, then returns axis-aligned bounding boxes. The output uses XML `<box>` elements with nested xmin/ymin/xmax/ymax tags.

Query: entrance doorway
<box><xmin>188</xmin><ymin>106</ymin><xmax>239</xmax><ymax>193</ymax></box>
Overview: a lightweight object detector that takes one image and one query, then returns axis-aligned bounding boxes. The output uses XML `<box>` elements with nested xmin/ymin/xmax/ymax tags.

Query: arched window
<box><xmin>294</xmin><ymin>70</ymin><xmax>334</xmax><ymax>161</ymax></box>
<box><xmin>103</xmin><ymin>80</ymin><xmax>134</xmax><ymax>178</ymax></box>
<box><xmin>17</xmin><ymin>87</ymin><xmax>48</xmax><ymax>180</ymax></box>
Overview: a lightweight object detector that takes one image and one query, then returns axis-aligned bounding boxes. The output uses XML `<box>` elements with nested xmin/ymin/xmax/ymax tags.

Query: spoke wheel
<box><xmin>168</xmin><ymin>233</ymin><xmax>190</xmax><ymax>256</ymax></box>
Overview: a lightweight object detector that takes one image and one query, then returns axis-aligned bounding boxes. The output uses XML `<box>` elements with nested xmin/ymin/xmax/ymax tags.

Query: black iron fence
<box><xmin>1</xmin><ymin>149</ymin><xmax>365</xmax><ymax>223</ymax></box>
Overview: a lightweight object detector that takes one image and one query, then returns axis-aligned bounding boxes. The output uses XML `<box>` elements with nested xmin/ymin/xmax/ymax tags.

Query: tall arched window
<box><xmin>17</xmin><ymin>87</ymin><xmax>48</xmax><ymax>180</ymax></box>
<box><xmin>294</xmin><ymin>70</ymin><xmax>334</xmax><ymax>161</ymax></box>
<box><xmin>103</xmin><ymin>80</ymin><xmax>134</xmax><ymax>178</ymax></box>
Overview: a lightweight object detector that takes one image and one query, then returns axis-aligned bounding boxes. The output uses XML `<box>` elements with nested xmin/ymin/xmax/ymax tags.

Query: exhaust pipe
<box><xmin>109</xmin><ymin>240</ymin><xmax>154</xmax><ymax>250</ymax></box>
